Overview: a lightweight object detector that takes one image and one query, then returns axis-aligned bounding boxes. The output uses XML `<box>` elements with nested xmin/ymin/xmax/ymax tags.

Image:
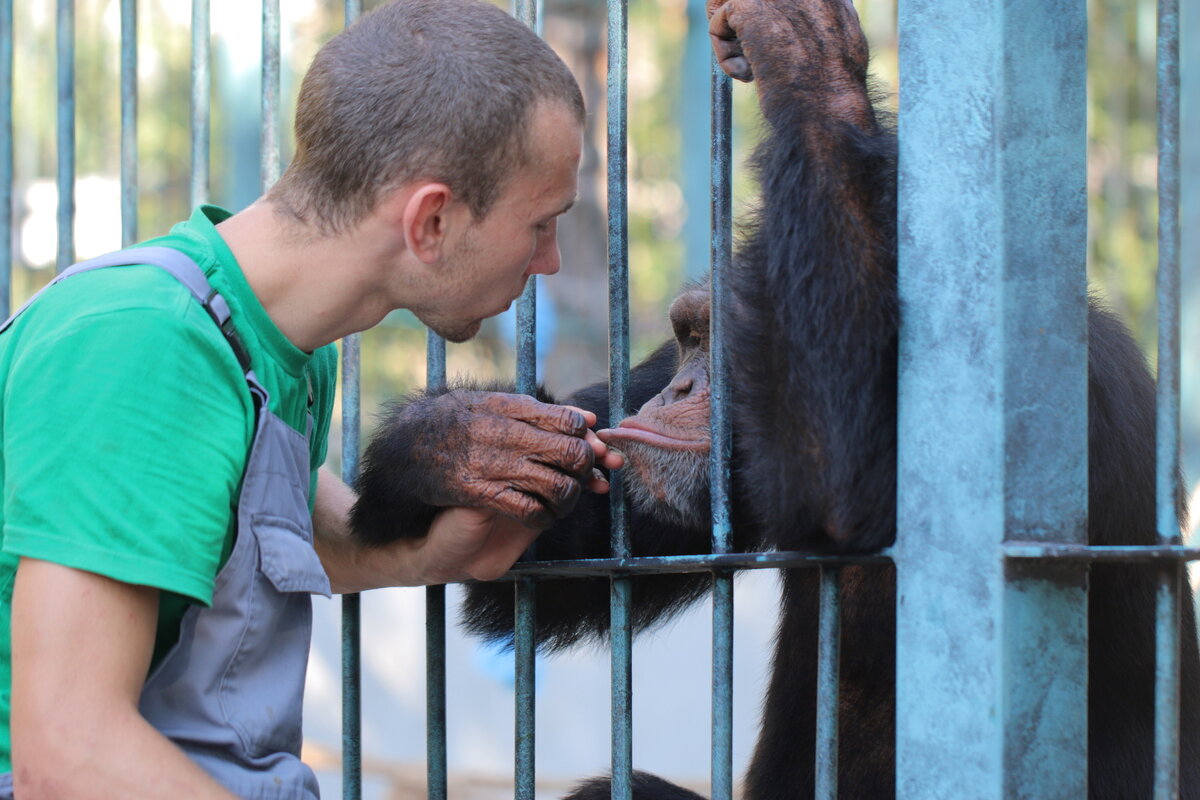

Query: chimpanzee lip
<box><xmin>598</xmin><ymin>419</ymin><xmax>710</xmax><ymax>452</ymax></box>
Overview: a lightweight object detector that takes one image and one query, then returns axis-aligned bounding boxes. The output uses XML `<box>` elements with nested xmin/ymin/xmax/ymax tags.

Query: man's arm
<box><xmin>314</xmin><ymin>468</ymin><xmax>544</xmax><ymax>592</ymax></box>
<box><xmin>10</xmin><ymin>558</ymin><xmax>236</xmax><ymax>799</ymax></box>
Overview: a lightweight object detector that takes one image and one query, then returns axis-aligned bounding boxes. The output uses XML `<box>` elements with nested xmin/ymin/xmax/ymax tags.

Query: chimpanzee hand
<box><xmin>707</xmin><ymin>0</ymin><xmax>871</xmax><ymax>125</ymax></box>
<box><xmin>352</xmin><ymin>389</ymin><xmax>623</xmax><ymax>543</ymax></box>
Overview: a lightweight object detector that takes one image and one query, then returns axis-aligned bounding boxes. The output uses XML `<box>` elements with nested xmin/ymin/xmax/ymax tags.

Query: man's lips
<box><xmin>596</xmin><ymin>418</ymin><xmax>710</xmax><ymax>452</ymax></box>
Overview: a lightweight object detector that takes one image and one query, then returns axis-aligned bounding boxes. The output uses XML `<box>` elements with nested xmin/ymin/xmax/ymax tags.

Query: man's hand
<box><xmin>317</xmin><ymin>470</ymin><xmax>544</xmax><ymax>590</ymax></box>
<box><xmin>399</xmin><ymin>506</ymin><xmax>542</xmax><ymax>584</ymax></box>
<box><xmin>364</xmin><ymin>390</ymin><xmax>622</xmax><ymax>530</ymax></box>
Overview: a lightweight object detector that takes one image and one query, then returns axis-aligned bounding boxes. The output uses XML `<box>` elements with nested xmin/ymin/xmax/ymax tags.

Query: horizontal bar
<box><xmin>482</xmin><ymin>550</ymin><xmax>897</xmax><ymax>580</ymax></box>
<box><xmin>453</xmin><ymin>542</ymin><xmax>1200</xmax><ymax>583</ymax></box>
<box><xmin>1004</xmin><ymin>543</ymin><xmax>1200</xmax><ymax>562</ymax></box>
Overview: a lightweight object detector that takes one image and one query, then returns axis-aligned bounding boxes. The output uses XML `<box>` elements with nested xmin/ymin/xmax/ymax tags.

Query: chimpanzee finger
<box><xmin>588</xmin><ymin>468</ymin><xmax>611</xmax><ymax>495</ymax></box>
<box><xmin>527</xmin><ymin>433</ymin><xmax>595</xmax><ymax>481</ymax></box>
<box><xmin>583</xmin><ymin>429</ymin><xmax>624</xmax><ymax>471</ymax></box>
<box><xmin>481</xmin><ymin>393</ymin><xmax>589</xmax><ymax>437</ymax></box>
<box><xmin>507</xmin><ymin>462</ymin><xmax>585</xmax><ymax>518</ymax></box>
<box><xmin>708</xmin><ymin>4</ymin><xmax>754</xmax><ymax>81</ymax></box>
<box><xmin>491</xmin><ymin>487</ymin><xmax>558</xmax><ymax>530</ymax></box>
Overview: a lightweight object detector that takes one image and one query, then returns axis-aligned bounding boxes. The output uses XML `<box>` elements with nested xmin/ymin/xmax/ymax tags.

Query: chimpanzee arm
<box><xmin>351</xmin><ymin>343</ymin><xmax>681</xmax><ymax>544</ymax></box>
<box><xmin>350</xmin><ymin>384</ymin><xmax>599</xmax><ymax>545</ymax></box>
<box><xmin>713</xmin><ymin>0</ymin><xmax>900</xmax><ymax>551</ymax></box>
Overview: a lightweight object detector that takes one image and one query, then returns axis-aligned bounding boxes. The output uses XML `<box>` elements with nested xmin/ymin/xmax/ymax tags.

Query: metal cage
<box><xmin>1</xmin><ymin>0</ymin><xmax>1196</xmax><ymax>797</ymax></box>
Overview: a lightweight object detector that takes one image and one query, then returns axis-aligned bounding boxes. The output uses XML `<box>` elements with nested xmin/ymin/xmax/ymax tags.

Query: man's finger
<box><xmin>466</xmin><ymin>516</ymin><xmax>543</xmax><ymax>582</ymax></box>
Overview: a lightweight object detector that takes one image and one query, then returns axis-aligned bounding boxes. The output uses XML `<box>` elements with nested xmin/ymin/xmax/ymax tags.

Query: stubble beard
<box><xmin>415</xmin><ymin>223</ymin><xmax>488</xmax><ymax>343</ymax></box>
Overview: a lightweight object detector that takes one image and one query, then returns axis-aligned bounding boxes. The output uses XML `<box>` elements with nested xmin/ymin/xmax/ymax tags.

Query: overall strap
<box><xmin>0</xmin><ymin>246</ymin><xmax>266</xmax><ymax>404</ymax></box>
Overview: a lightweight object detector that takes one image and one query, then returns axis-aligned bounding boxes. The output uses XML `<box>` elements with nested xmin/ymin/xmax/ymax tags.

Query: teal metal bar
<box><xmin>55</xmin><ymin>0</ymin><xmax>74</xmax><ymax>273</ymax></box>
<box><xmin>340</xmin><ymin>332</ymin><xmax>362</xmax><ymax>800</ymax></box>
<box><xmin>0</xmin><ymin>0</ymin><xmax>11</xmax><ymax>319</ymax></box>
<box><xmin>679</xmin><ymin>0</ymin><xmax>710</xmax><ymax>282</ymax></box>
<box><xmin>708</xmin><ymin>47</ymin><xmax>733</xmax><ymax>800</ymax></box>
<box><xmin>119</xmin><ymin>0</ymin><xmax>136</xmax><ymax>246</ymax></box>
<box><xmin>1155</xmin><ymin>0</ymin><xmax>1183</xmax><ymax>793</ymax></box>
<box><xmin>497</xmin><ymin>550</ymin><xmax>894</xmax><ymax>579</ymax></box>
<box><xmin>814</xmin><ymin>567</ymin><xmax>841</xmax><ymax>800</ymax></box>
<box><xmin>425</xmin><ymin>331</ymin><xmax>448</xmax><ymax>800</ymax></box>
<box><xmin>895</xmin><ymin>0</ymin><xmax>1089</xmax><ymax>795</ymax></box>
<box><xmin>514</xmin><ymin>578</ymin><xmax>536</xmax><ymax>800</ymax></box>
<box><xmin>511</xmin><ymin>6</ymin><xmax>539</xmax><ymax>798</ymax></box>
<box><xmin>190</xmin><ymin>0</ymin><xmax>210</xmax><ymax>208</ymax></box>
<box><xmin>424</xmin><ymin>584</ymin><xmax>447</xmax><ymax>800</ymax></box>
<box><xmin>605</xmin><ymin>0</ymin><xmax>633</xmax><ymax>795</ymax></box>
<box><xmin>340</xmin><ymin>3</ymin><xmax>364</xmax><ymax>798</ymax></box>
<box><xmin>260</xmin><ymin>0</ymin><xmax>280</xmax><ymax>191</ymax></box>
<box><xmin>1004</xmin><ymin>543</ymin><xmax>1200</xmax><ymax>562</ymax></box>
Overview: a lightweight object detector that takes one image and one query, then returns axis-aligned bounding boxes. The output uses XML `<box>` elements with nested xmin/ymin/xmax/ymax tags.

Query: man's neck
<box><xmin>215</xmin><ymin>200</ymin><xmax>401</xmax><ymax>352</ymax></box>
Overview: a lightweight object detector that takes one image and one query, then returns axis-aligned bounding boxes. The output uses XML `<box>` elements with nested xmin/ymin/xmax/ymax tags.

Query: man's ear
<box><xmin>400</xmin><ymin>183</ymin><xmax>454</xmax><ymax>264</ymax></box>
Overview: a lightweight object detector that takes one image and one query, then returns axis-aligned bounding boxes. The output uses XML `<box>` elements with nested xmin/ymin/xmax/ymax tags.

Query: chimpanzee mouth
<box><xmin>598</xmin><ymin>419</ymin><xmax>710</xmax><ymax>452</ymax></box>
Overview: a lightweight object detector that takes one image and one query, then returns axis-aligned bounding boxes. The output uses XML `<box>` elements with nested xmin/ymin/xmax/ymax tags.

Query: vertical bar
<box><xmin>512</xmin><ymin>3</ymin><xmax>539</xmax><ymax>794</ymax></box>
<box><xmin>1155</xmin><ymin>0</ymin><xmax>1183</xmax><ymax>793</ymax></box>
<box><xmin>339</xmin><ymin>5</ymin><xmax>364</xmax><ymax>799</ymax></box>
<box><xmin>606</xmin><ymin>0</ymin><xmax>633</xmax><ymax>796</ymax></box>
<box><xmin>425</xmin><ymin>331</ymin><xmax>448</xmax><ymax>800</ymax></box>
<box><xmin>513</xmin><ymin>581</ymin><xmax>536</xmax><ymax>800</ymax></box>
<box><xmin>895</xmin><ymin>0</ymin><xmax>1088</xmax><ymax>795</ymax></box>
<box><xmin>708</xmin><ymin>50</ymin><xmax>733</xmax><ymax>800</ymax></box>
<box><xmin>190</xmin><ymin>0</ymin><xmax>210</xmax><ymax>208</ymax></box>
<box><xmin>340</xmin><ymin>335</ymin><xmax>363</xmax><ymax>800</ymax></box>
<box><xmin>425</xmin><ymin>584</ymin><xmax>447</xmax><ymax>800</ymax></box>
<box><xmin>260</xmin><ymin>0</ymin><xmax>280</xmax><ymax>191</ymax></box>
<box><xmin>119</xmin><ymin>0</ymin><xmax>137</xmax><ymax>246</ymax></box>
<box><xmin>679</xmin><ymin>0</ymin><xmax>711</xmax><ymax>282</ymax></box>
<box><xmin>0</xmin><ymin>0</ymin><xmax>12</xmax><ymax>319</ymax></box>
<box><xmin>1181</xmin><ymin>0</ymin><xmax>1199</xmax><ymax>497</ymax></box>
<box><xmin>55</xmin><ymin>0</ymin><xmax>74</xmax><ymax>273</ymax></box>
<box><xmin>814</xmin><ymin>567</ymin><xmax>841</xmax><ymax>800</ymax></box>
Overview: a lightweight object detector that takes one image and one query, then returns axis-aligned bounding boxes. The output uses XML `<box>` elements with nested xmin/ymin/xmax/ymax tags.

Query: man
<box><xmin>0</xmin><ymin>0</ymin><xmax>615</xmax><ymax>796</ymax></box>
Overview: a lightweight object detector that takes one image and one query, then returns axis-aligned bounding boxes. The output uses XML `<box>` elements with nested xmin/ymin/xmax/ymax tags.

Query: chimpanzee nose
<box><xmin>664</xmin><ymin>376</ymin><xmax>694</xmax><ymax>405</ymax></box>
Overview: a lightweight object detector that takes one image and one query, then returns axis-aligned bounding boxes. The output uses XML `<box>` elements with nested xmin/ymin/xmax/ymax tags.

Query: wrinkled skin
<box><xmin>352</xmin><ymin>0</ymin><xmax>1200</xmax><ymax>796</ymax></box>
<box><xmin>353</xmin><ymin>391</ymin><xmax>611</xmax><ymax>541</ymax></box>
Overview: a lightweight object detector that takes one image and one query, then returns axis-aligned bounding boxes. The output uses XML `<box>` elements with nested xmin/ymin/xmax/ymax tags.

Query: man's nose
<box><xmin>527</xmin><ymin>223</ymin><xmax>562</xmax><ymax>276</ymax></box>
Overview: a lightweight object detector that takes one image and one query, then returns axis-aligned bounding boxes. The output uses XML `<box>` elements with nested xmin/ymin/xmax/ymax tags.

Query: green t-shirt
<box><xmin>0</xmin><ymin>205</ymin><xmax>338</xmax><ymax>771</ymax></box>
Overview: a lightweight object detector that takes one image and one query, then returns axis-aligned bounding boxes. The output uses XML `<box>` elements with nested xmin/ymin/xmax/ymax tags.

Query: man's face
<box><xmin>420</xmin><ymin>101</ymin><xmax>583</xmax><ymax>343</ymax></box>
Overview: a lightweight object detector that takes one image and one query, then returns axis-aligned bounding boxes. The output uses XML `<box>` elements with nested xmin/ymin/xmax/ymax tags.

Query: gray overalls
<box><xmin>0</xmin><ymin>247</ymin><xmax>331</xmax><ymax>798</ymax></box>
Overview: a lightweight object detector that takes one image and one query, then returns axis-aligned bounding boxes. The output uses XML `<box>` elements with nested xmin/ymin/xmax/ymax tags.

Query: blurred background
<box><xmin>6</xmin><ymin>0</ymin><xmax>1198</xmax><ymax>796</ymax></box>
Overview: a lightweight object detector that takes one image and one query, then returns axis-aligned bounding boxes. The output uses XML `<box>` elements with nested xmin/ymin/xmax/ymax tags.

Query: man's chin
<box><xmin>427</xmin><ymin>318</ymin><xmax>482</xmax><ymax>343</ymax></box>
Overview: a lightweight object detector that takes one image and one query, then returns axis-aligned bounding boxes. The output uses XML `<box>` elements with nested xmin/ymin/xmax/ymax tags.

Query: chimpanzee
<box><xmin>350</xmin><ymin>0</ymin><xmax>1200</xmax><ymax>796</ymax></box>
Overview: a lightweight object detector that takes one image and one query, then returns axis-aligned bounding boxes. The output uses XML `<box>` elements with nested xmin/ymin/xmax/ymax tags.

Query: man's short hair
<box><xmin>269</xmin><ymin>0</ymin><xmax>585</xmax><ymax>235</ymax></box>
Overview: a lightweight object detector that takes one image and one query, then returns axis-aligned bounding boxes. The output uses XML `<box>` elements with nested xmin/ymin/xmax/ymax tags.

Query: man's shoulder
<box><xmin>11</xmin><ymin>264</ymin><xmax>235</xmax><ymax>364</ymax></box>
